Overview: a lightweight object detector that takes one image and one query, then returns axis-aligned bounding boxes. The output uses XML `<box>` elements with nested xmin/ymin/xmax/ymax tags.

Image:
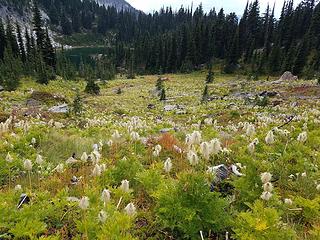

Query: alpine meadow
<box><xmin>1</xmin><ymin>0</ymin><xmax>320</xmax><ymax>239</ymax></box>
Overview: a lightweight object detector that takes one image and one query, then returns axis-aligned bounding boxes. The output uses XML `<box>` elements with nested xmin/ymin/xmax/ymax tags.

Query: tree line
<box><xmin>0</xmin><ymin>0</ymin><xmax>320</xmax><ymax>90</ymax></box>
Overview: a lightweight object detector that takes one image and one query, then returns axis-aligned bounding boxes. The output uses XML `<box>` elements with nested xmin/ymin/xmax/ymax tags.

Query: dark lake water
<box><xmin>61</xmin><ymin>46</ymin><xmax>110</xmax><ymax>66</ymax></box>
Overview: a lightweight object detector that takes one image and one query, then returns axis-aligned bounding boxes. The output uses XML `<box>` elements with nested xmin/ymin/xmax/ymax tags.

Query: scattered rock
<box><xmin>176</xmin><ymin>110</ymin><xmax>187</xmax><ymax>115</ymax></box>
<box><xmin>164</xmin><ymin>104</ymin><xmax>185</xmax><ymax>111</ymax></box>
<box><xmin>147</xmin><ymin>104</ymin><xmax>156</xmax><ymax>109</ymax></box>
<box><xmin>0</xmin><ymin>85</ymin><xmax>4</xmax><ymax>92</ymax></box>
<box><xmin>17</xmin><ymin>193</ymin><xmax>30</xmax><ymax>209</ymax></box>
<box><xmin>259</xmin><ymin>91</ymin><xmax>279</xmax><ymax>97</ymax></box>
<box><xmin>160</xmin><ymin>128</ymin><xmax>172</xmax><ymax>133</ymax></box>
<box><xmin>48</xmin><ymin>104</ymin><xmax>69</xmax><ymax>113</ymax></box>
<box><xmin>26</xmin><ymin>99</ymin><xmax>41</xmax><ymax>107</ymax></box>
<box><xmin>279</xmin><ymin>71</ymin><xmax>298</xmax><ymax>81</ymax></box>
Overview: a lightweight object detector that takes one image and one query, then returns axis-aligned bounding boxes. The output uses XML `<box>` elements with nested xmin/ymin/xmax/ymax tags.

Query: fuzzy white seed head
<box><xmin>173</xmin><ymin>145</ymin><xmax>182</xmax><ymax>154</ymax></box>
<box><xmin>191</xmin><ymin>131</ymin><xmax>202</xmax><ymax>145</ymax></box>
<box><xmin>111</xmin><ymin>130</ymin><xmax>122</xmax><ymax>143</ymax></box>
<box><xmin>265</xmin><ymin>131</ymin><xmax>275</xmax><ymax>145</ymax></box>
<box><xmin>6</xmin><ymin>153</ymin><xmax>13</xmax><ymax>163</ymax></box>
<box><xmin>153</xmin><ymin>150</ymin><xmax>160</xmax><ymax>157</ymax></box>
<box><xmin>14</xmin><ymin>184</ymin><xmax>22</xmax><ymax>191</ymax></box>
<box><xmin>284</xmin><ymin>198</ymin><xmax>293</xmax><ymax>205</ymax></box>
<box><xmin>187</xmin><ymin>150</ymin><xmax>199</xmax><ymax>166</ymax></box>
<box><xmin>210</xmin><ymin>138</ymin><xmax>222</xmax><ymax>155</ymax></box>
<box><xmin>92</xmin><ymin>164</ymin><xmax>102</xmax><ymax>177</ymax></box>
<box><xmin>23</xmin><ymin>159</ymin><xmax>32</xmax><ymax>171</ymax></box>
<box><xmin>120</xmin><ymin>179</ymin><xmax>130</xmax><ymax>192</ymax></box>
<box><xmin>316</xmin><ymin>184</ymin><xmax>320</xmax><ymax>191</ymax></box>
<box><xmin>200</xmin><ymin>142</ymin><xmax>211</xmax><ymax>160</ymax></box>
<box><xmin>54</xmin><ymin>163</ymin><xmax>64</xmax><ymax>173</ymax></box>
<box><xmin>107</xmin><ymin>140</ymin><xmax>113</xmax><ymax>147</ymax></box>
<box><xmin>31</xmin><ymin>137</ymin><xmax>36</xmax><ymax>145</ymax></box>
<box><xmin>130</xmin><ymin>131</ymin><xmax>140</xmax><ymax>141</ymax></box>
<box><xmin>164</xmin><ymin>158</ymin><xmax>173</xmax><ymax>173</ymax></box>
<box><xmin>260</xmin><ymin>191</ymin><xmax>273</xmax><ymax>201</ymax></box>
<box><xmin>124</xmin><ymin>203</ymin><xmax>136</xmax><ymax>216</ymax></box>
<box><xmin>248</xmin><ymin>142</ymin><xmax>256</xmax><ymax>154</ymax></box>
<box><xmin>79</xmin><ymin>196</ymin><xmax>89</xmax><ymax>210</ymax></box>
<box><xmin>246</xmin><ymin>124</ymin><xmax>256</xmax><ymax>137</ymax></box>
<box><xmin>101</xmin><ymin>189</ymin><xmax>111</xmax><ymax>204</ymax></box>
<box><xmin>155</xmin><ymin>144</ymin><xmax>162</xmax><ymax>153</ymax></box>
<box><xmin>263</xmin><ymin>182</ymin><xmax>274</xmax><ymax>192</ymax></box>
<box><xmin>98</xmin><ymin>210</ymin><xmax>107</xmax><ymax>223</ymax></box>
<box><xmin>301</xmin><ymin>172</ymin><xmax>307</xmax><ymax>177</ymax></box>
<box><xmin>297</xmin><ymin>131</ymin><xmax>308</xmax><ymax>143</ymax></box>
<box><xmin>36</xmin><ymin>154</ymin><xmax>44</xmax><ymax>165</ymax></box>
<box><xmin>261</xmin><ymin>172</ymin><xmax>272</xmax><ymax>184</ymax></box>
<box><xmin>81</xmin><ymin>152</ymin><xmax>88</xmax><ymax>162</ymax></box>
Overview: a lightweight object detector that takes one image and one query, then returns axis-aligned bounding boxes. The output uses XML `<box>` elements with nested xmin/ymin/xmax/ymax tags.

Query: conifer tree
<box><xmin>0</xmin><ymin>47</ymin><xmax>22</xmax><ymax>91</ymax></box>
<box><xmin>0</xmin><ymin>19</ymin><xmax>6</xmax><ymax>60</ymax></box>
<box><xmin>160</xmin><ymin>88</ymin><xmax>166</xmax><ymax>101</ymax></box>
<box><xmin>16</xmin><ymin>23</ymin><xmax>26</xmax><ymax>63</ymax></box>
<box><xmin>206</xmin><ymin>62</ymin><xmax>214</xmax><ymax>83</ymax></box>
<box><xmin>201</xmin><ymin>84</ymin><xmax>209</xmax><ymax>103</ymax></box>
<box><xmin>85</xmin><ymin>78</ymin><xmax>100</xmax><ymax>95</ymax></box>
<box><xmin>5</xmin><ymin>18</ymin><xmax>19</xmax><ymax>56</ymax></box>
<box><xmin>73</xmin><ymin>90</ymin><xmax>83</xmax><ymax>115</ymax></box>
<box><xmin>32</xmin><ymin>0</ymin><xmax>45</xmax><ymax>51</ymax></box>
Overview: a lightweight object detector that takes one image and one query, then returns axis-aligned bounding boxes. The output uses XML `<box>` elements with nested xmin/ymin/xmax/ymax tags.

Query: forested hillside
<box><xmin>0</xmin><ymin>0</ymin><xmax>320</xmax><ymax>90</ymax></box>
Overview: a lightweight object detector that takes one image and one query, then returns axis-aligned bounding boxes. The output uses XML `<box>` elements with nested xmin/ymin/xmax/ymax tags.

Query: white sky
<box><xmin>126</xmin><ymin>0</ymin><xmax>302</xmax><ymax>17</ymax></box>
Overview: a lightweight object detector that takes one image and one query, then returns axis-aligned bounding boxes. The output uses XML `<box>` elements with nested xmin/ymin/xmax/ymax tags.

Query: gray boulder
<box><xmin>48</xmin><ymin>104</ymin><xmax>69</xmax><ymax>113</ymax></box>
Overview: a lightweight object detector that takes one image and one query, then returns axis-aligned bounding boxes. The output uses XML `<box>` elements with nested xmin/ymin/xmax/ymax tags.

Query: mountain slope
<box><xmin>96</xmin><ymin>0</ymin><xmax>137</xmax><ymax>12</ymax></box>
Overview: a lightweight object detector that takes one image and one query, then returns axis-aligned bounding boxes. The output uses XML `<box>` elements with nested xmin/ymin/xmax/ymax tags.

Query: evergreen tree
<box><xmin>201</xmin><ymin>85</ymin><xmax>209</xmax><ymax>103</ymax></box>
<box><xmin>0</xmin><ymin>47</ymin><xmax>22</xmax><ymax>91</ymax></box>
<box><xmin>0</xmin><ymin>19</ymin><xmax>6</xmax><ymax>60</ymax></box>
<box><xmin>160</xmin><ymin>88</ymin><xmax>166</xmax><ymax>101</ymax></box>
<box><xmin>43</xmin><ymin>28</ymin><xmax>56</xmax><ymax>68</ymax></box>
<box><xmin>16</xmin><ymin>23</ymin><xmax>26</xmax><ymax>63</ymax></box>
<box><xmin>85</xmin><ymin>78</ymin><xmax>100</xmax><ymax>95</ymax></box>
<box><xmin>32</xmin><ymin>0</ymin><xmax>45</xmax><ymax>50</ymax></box>
<box><xmin>72</xmin><ymin>90</ymin><xmax>83</xmax><ymax>115</ymax></box>
<box><xmin>206</xmin><ymin>62</ymin><xmax>214</xmax><ymax>83</ymax></box>
<box><xmin>5</xmin><ymin>18</ymin><xmax>19</xmax><ymax>56</ymax></box>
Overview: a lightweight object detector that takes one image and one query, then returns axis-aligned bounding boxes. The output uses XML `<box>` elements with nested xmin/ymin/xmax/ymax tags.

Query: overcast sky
<box><xmin>126</xmin><ymin>0</ymin><xmax>301</xmax><ymax>17</ymax></box>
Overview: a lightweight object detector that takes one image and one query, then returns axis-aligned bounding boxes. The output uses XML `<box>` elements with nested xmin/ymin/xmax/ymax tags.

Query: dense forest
<box><xmin>0</xmin><ymin>0</ymin><xmax>320</xmax><ymax>90</ymax></box>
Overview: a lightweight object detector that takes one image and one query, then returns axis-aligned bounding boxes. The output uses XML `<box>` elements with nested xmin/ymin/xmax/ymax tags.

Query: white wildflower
<box><xmin>263</xmin><ymin>182</ymin><xmax>274</xmax><ymax>192</ymax></box>
<box><xmin>54</xmin><ymin>163</ymin><xmax>64</xmax><ymax>173</ymax></box>
<box><xmin>124</xmin><ymin>203</ymin><xmax>136</xmax><ymax>216</ymax></box>
<box><xmin>246</xmin><ymin>124</ymin><xmax>256</xmax><ymax>137</ymax></box>
<box><xmin>5</xmin><ymin>153</ymin><xmax>13</xmax><ymax>163</ymax></box>
<box><xmin>36</xmin><ymin>154</ymin><xmax>44</xmax><ymax>165</ymax></box>
<box><xmin>260</xmin><ymin>191</ymin><xmax>273</xmax><ymax>201</ymax></box>
<box><xmin>130</xmin><ymin>131</ymin><xmax>140</xmax><ymax>141</ymax></box>
<box><xmin>210</xmin><ymin>138</ymin><xmax>222</xmax><ymax>154</ymax></box>
<box><xmin>101</xmin><ymin>189</ymin><xmax>111</xmax><ymax>205</ymax></box>
<box><xmin>316</xmin><ymin>184</ymin><xmax>320</xmax><ymax>191</ymax></box>
<box><xmin>14</xmin><ymin>185</ymin><xmax>22</xmax><ymax>191</ymax></box>
<box><xmin>120</xmin><ymin>179</ymin><xmax>130</xmax><ymax>192</ymax></box>
<box><xmin>81</xmin><ymin>152</ymin><xmax>88</xmax><ymax>162</ymax></box>
<box><xmin>191</xmin><ymin>131</ymin><xmax>202</xmax><ymax>145</ymax></box>
<box><xmin>23</xmin><ymin>159</ymin><xmax>32</xmax><ymax>171</ymax></box>
<box><xmin>111</xmin><ymin>130</ymin><xmax>122</xmax><ymax>143</ymax></box>
<box><xmin>79</xmin><ymin>196</ymin><xmax>89</xmax><ymax>210</ymax></box>
<box><xmin>92</xmin><ymin>164</ymin><xmax>102</xmax><ymax>177</ymax></box>
<box><xmin>297</xmin><ymin>131</ymin><xmax>308</xmax><ymax>143</ymax></box>
<box><xmin>265</xmin><ymin>131</ymin><xmax>275</xmax><ymax>145</ymax></box>
<box><xmin>200</xmin><ymin>142</ymin><xmax>211</xmax><ymax>160</ymax></box>
<box><xmin>164</xmin><ymin>158</ymin><xmax>173</xmax><ymax>173</ymax></box>
<box><xmin>187</xmin><ymin>150</ymin><xmax>199</xmax><ymax>166</ymax></box>
<box><xmin>98</xmin><ymin>210</ymin><xmax>107</xmax><ymax>223</ymax></box>
<box><xmin>301</xmin><ymin>172</ymin><xmax>307</xmax><ymax>177</ymax></box>
<box><xmin>261</xmin><ymin>172</ymin><xmax>272</xmax><ymax>184</ymax></box>
<box><xmin>155</xmin><ymin>144</ymin><xmax>162</xmax><ymax>153</ymax></box>
<box><xmin>284</xmin><ymin>198</ymin><xmax>293</xmax><ymax>205</ymax></box>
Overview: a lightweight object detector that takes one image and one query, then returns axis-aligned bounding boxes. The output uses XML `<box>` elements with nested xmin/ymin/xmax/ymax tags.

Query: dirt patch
<box><xmin>284</xmin><ymin>85</ymin><xmax>320</xmax><ymax>98</ymax></box>
<box><xmin>31</xmin><ymin>91</ymin><xmax>67</xmax><ymax>104</ymax></box>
